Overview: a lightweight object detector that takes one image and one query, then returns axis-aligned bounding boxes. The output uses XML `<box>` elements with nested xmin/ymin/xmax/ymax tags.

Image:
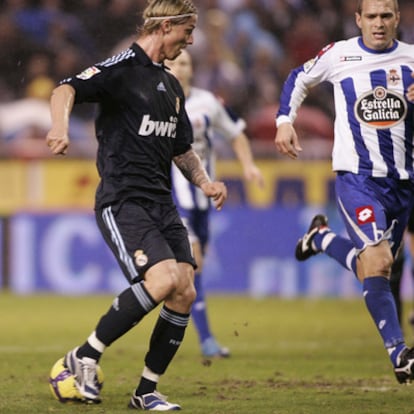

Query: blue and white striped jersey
<box><xmin>172</xmin><ymin>87</ymin><xmax>246</xmax><ymax>211</ymax></box>
<box><xmin>277</xmin><ymin>37</ymin><xmax>414</xmax><ymax>180</ymax></box>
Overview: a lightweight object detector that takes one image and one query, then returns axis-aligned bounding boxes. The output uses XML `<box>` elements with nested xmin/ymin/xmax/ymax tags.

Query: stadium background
<box><xmin>1</xmin><ymin>0</ymin><xmax>414</xmax><ymax>298</ymax></box>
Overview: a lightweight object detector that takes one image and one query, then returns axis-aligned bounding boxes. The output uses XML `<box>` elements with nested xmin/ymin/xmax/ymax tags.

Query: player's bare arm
<box><xmin>173</xmin><ymin>149</ymin><xmax>227</xmax><ymax>210</ymax></box>
<box><xmin>274</xmin><ymin>122</ymin><xmax>302</xmax><ymax>159</ymax></box>
<box><xmin>173</xmin><ymin>148</ymin><xmax>210</xmax><ymax>186</ymax></box>
<box><xmin>46</xmin><ymin>84</ymin><xmax>75</xmax><ymax>155</ymax></box>
<box><xmin>232</xmin><ymin>132</ymin><xmax>265</xmax><ymax>187</ymax></box>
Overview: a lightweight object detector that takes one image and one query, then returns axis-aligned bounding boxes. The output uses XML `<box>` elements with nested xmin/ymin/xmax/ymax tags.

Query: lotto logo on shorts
<box><xmin>356</xmin><ymin>206</ymin><xmax>376</xmax><ymax>225</ymax></box>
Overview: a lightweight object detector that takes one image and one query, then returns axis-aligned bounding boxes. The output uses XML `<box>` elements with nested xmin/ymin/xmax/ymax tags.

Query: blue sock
<box><xmin>192</xmin><ymin>274</ymin><xmax>212</xmax><ymax>343</ymax></box>
<box><xmin>313</xmin><ymin>231</ymin><xmax>357</xmax><ymax>274</ymax></box>
<box><xmin>363</xmin><ymin>277</ymin><xmax>405</xmax><ymax>366</ymax></box>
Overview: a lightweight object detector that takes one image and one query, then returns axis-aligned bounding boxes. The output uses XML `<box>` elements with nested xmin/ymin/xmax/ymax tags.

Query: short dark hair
<box><xmin>356</xmin><ymin>0</ymin><xmax>399</xmax><ymax>15</ymax></box>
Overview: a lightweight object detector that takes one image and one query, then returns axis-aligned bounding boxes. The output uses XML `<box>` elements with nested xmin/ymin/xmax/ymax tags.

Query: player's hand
<box><xmin>274</xmin><ymin>122</ymin><xmax>302</xmax><ymax>159</ymax></box>
<box><xmin>46</xmin><ymin>130</ymin><xmax>69</xmax><ymax>155</ymax></box>
<box><xmin>244</xmin><ymin>165</ymin><xmax>265</xmax><ymax>188</ymax></box>
<box><xmin>406</xmin><ymin>72</ymin><xmax>414</xmax><ymax>103</ymax></box>
<box><xmin>201</xmin><ymin>181</ymin><xmax>227</xmax><ymax>211</ymax></box>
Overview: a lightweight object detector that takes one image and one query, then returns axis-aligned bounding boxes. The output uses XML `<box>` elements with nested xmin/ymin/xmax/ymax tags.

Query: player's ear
<box><xmin>161</xmin><ymin>19</ymin><xmax>172</xmax><ymax>34</ymax></box>
<box><xmin>395</xmin><ymin>12</ymin><xmax>400</xmax><ymax>29</ymax></box>
<box><xmin>355</xmin><ymin>13</ymin><xmax>362</xmax><ymax>29</ymax></box>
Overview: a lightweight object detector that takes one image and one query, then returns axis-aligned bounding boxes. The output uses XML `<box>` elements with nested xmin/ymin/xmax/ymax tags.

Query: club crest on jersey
<box><xmin>356</xmin><ymin>206</ymin><xmax>375</xmax><ymax>225</ymax></box>
<box><xmin>354</xmin><ymin>86</ymin><xmax>407</xmax><ymax>129</ymax></box>
<box><xmin>387</xmin><ymin>69</ymin><xmax>401</xmax><ymax>86</ymax></box>
<box><xmin>134</xmin><ymin>250</ymin><xmax>148</xmax><ymax>267</ymax></box>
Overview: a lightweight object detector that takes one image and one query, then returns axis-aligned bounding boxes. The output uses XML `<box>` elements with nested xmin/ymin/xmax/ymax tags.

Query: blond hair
<box><xmin>139</xmin><ymin>0</ymin><xmax>197</xmax><ymax>35</ymax></box>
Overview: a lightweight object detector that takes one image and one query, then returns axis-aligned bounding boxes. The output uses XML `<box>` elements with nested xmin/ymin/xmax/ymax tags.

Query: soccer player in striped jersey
<box><xmin>275</xmin><ymin>0</ymin><xmax>414</xmax><ymax>383</ymax></box>
<box><xmin>166</xmin><ymin>50</ymin><xmax>264</xmax><ymax>358</ymax></box>
<box><xmin>46</xmin><ymin>0</ymin><xmax>228</xmax><ymax>410</ymax></box>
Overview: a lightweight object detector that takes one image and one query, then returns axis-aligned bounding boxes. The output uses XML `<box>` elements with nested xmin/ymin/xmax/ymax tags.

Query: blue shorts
<box><xmin>335</xmin><ymin>172</ymin><xmax>414</xmax><ymax>257</ymax></box>
<box><xmin>179</xmin><ymin>208</ymin><xmax>209</xmax><ymax>253</ymax></box>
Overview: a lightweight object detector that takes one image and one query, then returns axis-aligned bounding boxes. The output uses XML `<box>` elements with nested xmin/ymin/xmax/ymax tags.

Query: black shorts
<box><xmin>408</xmin><ymin>207</ymin><xmax>414</xmax><ymax>234</ymax></box>
<box><xmin>95</xmin><ymin>198</ymin><xmax>196</xmax><ymax>284</ymax></box>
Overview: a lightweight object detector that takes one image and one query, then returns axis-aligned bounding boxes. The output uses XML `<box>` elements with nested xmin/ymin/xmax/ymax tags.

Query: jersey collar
<box><xmin>357</xmin><ymin>36</ymin><xmax>399</xmax><ymax>54</ymax></box>
<box><xmin>130</xmin><ymin>42</ymin><xmax>161</xmax><ymax>67</ymax></box>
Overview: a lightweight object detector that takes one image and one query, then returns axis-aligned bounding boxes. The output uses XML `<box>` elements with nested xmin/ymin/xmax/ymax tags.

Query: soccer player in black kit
<box><xmin>46</xmin><ymin>0</ymin><xmax>227</xmax><ymax>410</ymax></box>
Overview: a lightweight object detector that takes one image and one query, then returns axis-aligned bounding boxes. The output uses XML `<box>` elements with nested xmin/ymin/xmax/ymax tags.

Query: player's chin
<box><xmin>169</xmin><ymin>47</ymin><xmax>186</xmax><ymax>61</ymax></box>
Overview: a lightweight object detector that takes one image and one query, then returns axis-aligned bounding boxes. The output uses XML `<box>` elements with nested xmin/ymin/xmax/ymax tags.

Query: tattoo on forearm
<box><xmin>173</xmin><ymin>150</ymin><xmax>210</xmax><ymax>187</ymax></box>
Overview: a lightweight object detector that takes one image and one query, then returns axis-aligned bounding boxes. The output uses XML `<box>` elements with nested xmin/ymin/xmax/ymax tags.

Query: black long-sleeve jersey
<box><xmin>62</xmin><ymin>43</ymin><xmax>193</xmax><ymax>209</ymax></box>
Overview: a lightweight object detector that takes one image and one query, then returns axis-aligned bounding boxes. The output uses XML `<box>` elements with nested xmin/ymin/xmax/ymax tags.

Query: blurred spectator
<box><xmin>98</xmin><ymin>0</ymin><xmax>141</xmax><ymax>53</ymax></box>
<box><xmin>307</xmin><ymin>0</ymin><xmax>343</xmax><ymax>41</ymax></box>
<box><xmin>266</xmin><ymin>0</ymin><xmax>299</xmax><ymax>39</ymax></box>
<box><xmin>340</xmin><ymin>0</ymin><xmax>362</xmax><ymax>39</ymax></box>
<box><xmin>52</xmin><ymin>44</ymin><xmax>86</xmax><ymax>84</ymax></box>
<box><xmin>246</xmin><ymin>103</ymin><xmax>334</xmax><ymax>159</ymax></box>
<box><xmin>283</xmin><ymin>14</ymin><xmax>328</xmax><ymax>67</ymax></box>
<box><xmin>68</xmin><ymin>0</ymin><xmax>109</xmax><ymax>57</ymax></box>
<box><xmin>243</xmin><ymin>42</ymin><xmax>281</xmax><ymax>118</ymax></box>
<box><xmin>4</xmin><ymin>0</ymin><xmax>401</xmax><ymax>159</ymax></box>
<box><xmin>192</xmin><ymin>8</ymin><xmax>246</xmax><ymax>114</ymax></box>
<box><xmin>231</xmin><ymin>1</ymin><xmax>284</xmax><ymax>72</ymax></box>
<box><xmin>24</xmin><ymin>51</ymin><xmax>55</xmax><ymax>100</ymax></box>
<box><xmin>0</xmin><ymin>14</ymin><xmax>37</xmax><ymax>100</ymax></box>
<box><xmin>0</xmin><ymin>98</ymin><xmax>96</xmax><ymax>159</ymax></box>
<box><xmin>399</xmin><ymin>2</ymin><xmax>414</xmax><ymax>43</ymax></box>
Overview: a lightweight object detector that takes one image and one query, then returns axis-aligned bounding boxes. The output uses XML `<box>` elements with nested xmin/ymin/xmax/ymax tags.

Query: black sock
<box><xmin>76</xmin><ymin>342</ymin><xmax>102</xmax><ymax>361</ymax></box>
<box><xmin>78</xmin><ymin>283</ymin><xmax>157</xmax><ymax>360</ymax></box>
<box><xmin>135</xmin><ymin>377</ymin><xmax>157</xmax><ymax>396</ymax></box>
<box><xmin>144</xmin><ymin>305</ymin><xmax>190</xmax><ymax>375</ymax></box>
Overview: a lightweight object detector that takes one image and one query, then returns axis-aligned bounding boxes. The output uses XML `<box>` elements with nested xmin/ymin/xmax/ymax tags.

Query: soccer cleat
<box><xmin>64</xmin><ymin>347</ymin><xmax>101</xmax><ymax>403</ymax></box>
<box><xmin>295</xmin><ymin>214</ymin><xmax>329</xmax><ymax>261</ymax></box>
<box><xmin>394</xmin><ymin>347</ymin><xmax>414</xmax><ymax>384</ymax></box>
<box><xmin>201</xmin><ymin>337</ymin><xmax>230</xmax><ymax>358</ymax></box>
<box><xmin>128</xmin><ymin>391</ymin><xmax>181</xmax><ymax>411</ymax></box>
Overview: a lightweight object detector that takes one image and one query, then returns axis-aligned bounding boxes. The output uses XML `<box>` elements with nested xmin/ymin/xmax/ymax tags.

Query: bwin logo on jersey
<box><xmin>138</xmin><ymin>115</ymin><xmax>178</xmax><ymax>138</ymax></box>
<box><xmin>354</xmin><ymin>86</ymin><xmax>407</xmax><ymax>129</ymax></box>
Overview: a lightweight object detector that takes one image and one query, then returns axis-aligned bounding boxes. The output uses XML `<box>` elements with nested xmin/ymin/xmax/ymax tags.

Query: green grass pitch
<box><xmin>1</xmin><ymin>293</ymin><xmax>413</xmax><ymax>413</ymax></box>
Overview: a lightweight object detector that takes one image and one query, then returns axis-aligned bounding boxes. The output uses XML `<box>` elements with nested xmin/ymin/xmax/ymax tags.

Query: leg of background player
<box><xmin>390</xmin><ymin>245</ymin><xmax>405</xmax><ymax>325</ymax></box>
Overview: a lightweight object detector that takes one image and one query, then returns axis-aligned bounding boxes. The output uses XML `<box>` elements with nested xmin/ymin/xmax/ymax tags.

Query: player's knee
<box><xmin>368</xmin><ymin>256</ymin><xmax>393</xmax><ymax>277</ymax></box>
<box><xmin>174</xmin><ymin>266</ymin><xmax>196</xmax><ymax>307</ymax></box>
<box><xmin>144</xmin><ymin>261</ymin><xmax>182</xmax><ymax>299</ymax></box>
<box><xmin>182</xmin><ymin>279</ymin><xmax>197</xmax><ymax>306</ymax></box>
<box><xmin>360</xmin><ymin>244</ymin><xmax>393</xmax><ymax>277</ymax></box>
<box><xmin>175</xmin><ymin>286</ymin><xmax>196</xmax><ymax>309</ymax></box>
<box><xmin>162</xmin><ymin>266</ymin><xmax>181</xmax><ymax>294</ymax></box>
<box><xmin>376</xmin><ymin>250</ymin><xmax>394</xmax><ymax>275</ymax></box>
